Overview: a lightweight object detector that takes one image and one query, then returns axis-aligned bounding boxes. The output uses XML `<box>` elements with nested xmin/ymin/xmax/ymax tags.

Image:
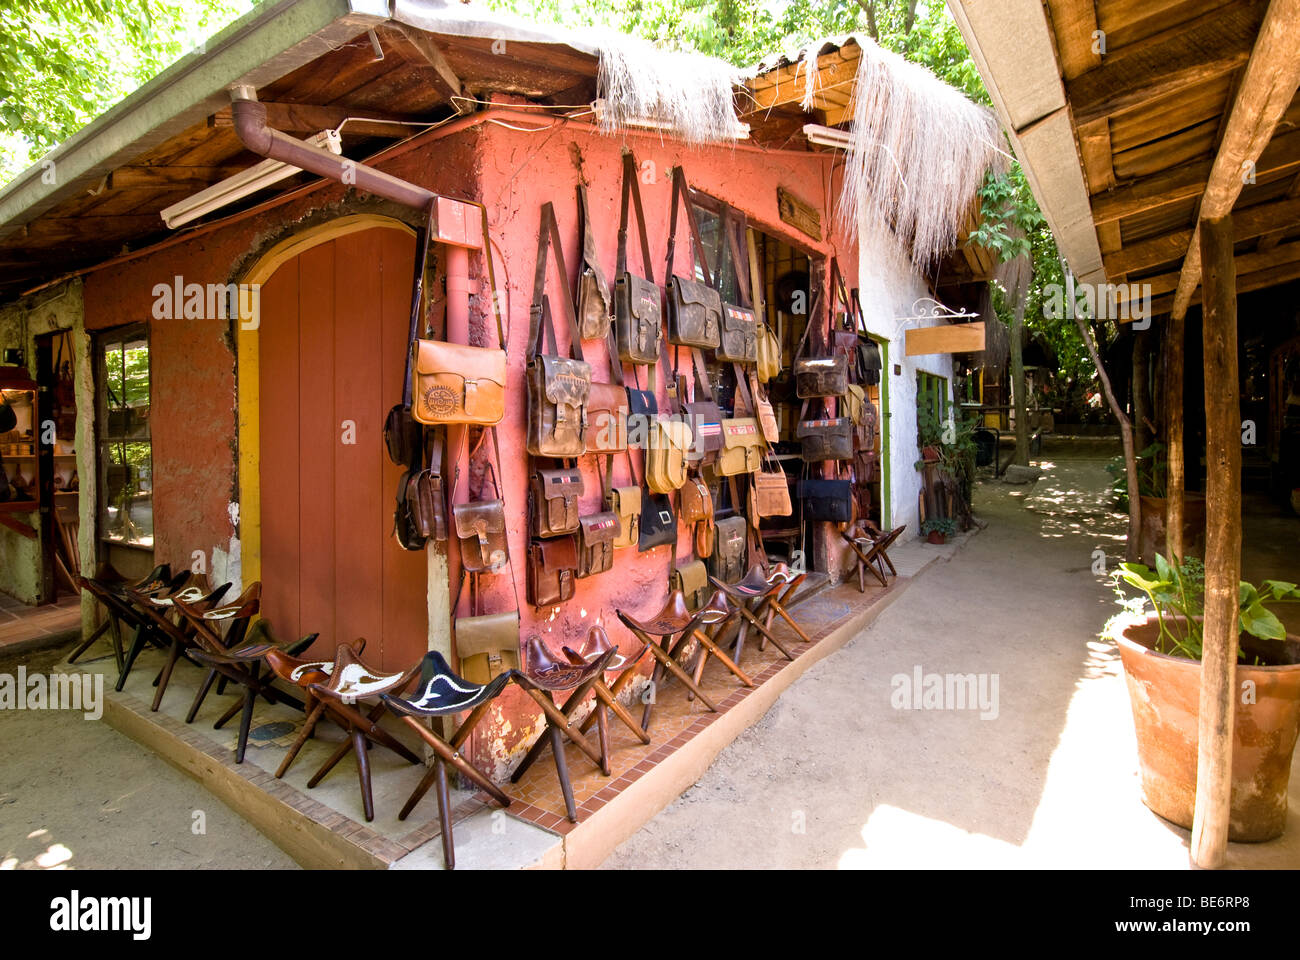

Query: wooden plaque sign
<box><xmin>904</xmin><ymin>322</ymin><xmax>986</xmax><ymax>356</ymax></box>
<box><xmin>777</xmin><ymin>186</ymin><xmax>821</xmax><ymax>241</ymax></box>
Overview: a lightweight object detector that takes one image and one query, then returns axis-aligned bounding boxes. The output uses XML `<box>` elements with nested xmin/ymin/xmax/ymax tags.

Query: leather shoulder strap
<box><xmin>528</xmin><ymin>202</ymin><xmax>586</xmax><ymax>364</ymax></box>
<box><xmin>617</xmin><ymin>151</ymin><xmax>655</xmax><ymax>282</ymax></box>
<box><xmin>401</xmin><ymin>210</ymin><xmax>435</xmax><ymax>407</ymax></box>
<box><xmin>665</xmin><ymin>165</ymin><xmax>712</xmax><ymax>287</ymax></box>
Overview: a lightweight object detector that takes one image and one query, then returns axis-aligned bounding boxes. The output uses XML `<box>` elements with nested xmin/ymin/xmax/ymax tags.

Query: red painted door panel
<box><xmin>258</xmin><ymin>227</ymin><xmax>426</xmax><ymax>671</ymax></box>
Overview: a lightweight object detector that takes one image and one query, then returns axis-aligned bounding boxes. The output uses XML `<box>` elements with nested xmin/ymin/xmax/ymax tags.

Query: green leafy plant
<box><xmin>921</xmin><ymin>516</ymin><xmax>956</xmax><ymax>537</ymax></box>
<box><xmin>1113</xmin><ymin>554</ymin><xmax>1300</xmax><ymax>661</ymax></box>
<box><xmin>1104</xmin><ymin>441</ymin><xmax>1165</xmax><ymax>509</ymax></box>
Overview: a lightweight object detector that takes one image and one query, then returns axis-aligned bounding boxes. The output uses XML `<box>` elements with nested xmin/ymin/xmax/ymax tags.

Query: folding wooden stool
<box><xmin>182</xmin><ymin>624</ymin><xmax>317</xmax><ymax>763</ymax></box>
<box><xmin>708</xmin><ymin>565</ymin><xmax>800</xmax><ymax>668</ymax></box>
<box><xmin>753</xmin><ymin>562</ymin><xmax>811</xmax><ymax>652</ymax></box>
<box><xmin>509</xmin><ymin>636</ymin><xmax>617</xmax><ymax>823</ymax></box>
<box><xmin>172</xmin><ymin>583</ymin><xmax>262</xmax><ymax>722</ymax></box>
<box><xmin>840</xmin><ymin>520</ymin><xmax>906</xmax><ymax>591</ymax></box>
<box><xmin>564</xmin><ymin>625</ymin><xmax>652</xmax><ymax>775</ymax></box>
<box><xmin>68</xmin><ymin>563</ymin><xmax>173</xmax><ymax>669</ymax></box>
<box><xmin>381</xmin><ymin>651</ymin><xmax>516</xmax><ymax>869</ymax></box>
<box><xmin>302</xmin><ymin>644</ymin><xmax>424</xmax><ymax>822</ymax></box>
<box><xmin>615</xmin><ymin>590</ymin><xmax>726</xmax><ymax>733</ymax></box>
<box><xmin>124</xmin><ymin>580</ymin><xmax>231</xmax><ymax>710</ymax></box>
<box><xmin>260</xmin><ymin>639</ymin><xmax>369</xmax><ymax>779</ymax></box>
<box><xmin>687</xmin><ymin>589</ymin><xmax>756</xmax><ymax>692</ymax></box>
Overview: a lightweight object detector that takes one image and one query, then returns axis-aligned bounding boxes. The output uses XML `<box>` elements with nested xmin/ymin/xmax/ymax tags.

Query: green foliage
<box><xmin>1113</xmin><ymin>555</ymin><xmax>1300</xmax><ymax>662</ymax></box>
<box><xmin>1105</xmin><ymin>441</ymin><xmax>1165</xmax><ymax>509</ymax></box>
<box><xmin>0</xmin><ymin>0</ymin><xmax>251</xmax><ymax>183</ymax></box>
<box><xmin>921</xmin><ymin>515</ymin><xmax>956</xmax><ymax>537</ymax></box>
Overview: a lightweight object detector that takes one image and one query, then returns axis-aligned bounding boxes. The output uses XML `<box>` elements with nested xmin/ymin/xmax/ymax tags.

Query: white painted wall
<box><xmin>856</xmin><ymin>219</ymin><xmax>954</xmax><ymax>536</ymax></box>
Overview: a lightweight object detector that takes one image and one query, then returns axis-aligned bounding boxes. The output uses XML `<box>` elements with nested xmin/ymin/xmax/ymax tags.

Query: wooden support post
<box><xmin>1190</xmin><ymin>214</ymin><xmax>1241</xmax><ymax>869</ymax></box>
<box><xmin>1165</xmin><ymin>309</ymin><xmax>1186</xmax><ymax>562</ymax></box>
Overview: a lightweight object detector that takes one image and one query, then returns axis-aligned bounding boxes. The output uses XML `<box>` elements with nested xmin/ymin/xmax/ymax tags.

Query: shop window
<box><xmin>917</xmin><ymin>372</ymin><xmax>949</xmax><ymax>443</ymax></box>
<box><xmin>96</xmin><ymin>325</ymin><xmax>153</xmax><ymax>550</ymax></box>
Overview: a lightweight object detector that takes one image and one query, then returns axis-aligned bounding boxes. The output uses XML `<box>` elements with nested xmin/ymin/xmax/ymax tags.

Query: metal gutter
<box><xmin>0</xmin><ymin>0</ymin><xmax>388</xmax><ymax>237</ymax></box>
<box><xmin>945</xmin><ymin>0</ymin><xmax>1107</xmax><ymax>287</ymax></box>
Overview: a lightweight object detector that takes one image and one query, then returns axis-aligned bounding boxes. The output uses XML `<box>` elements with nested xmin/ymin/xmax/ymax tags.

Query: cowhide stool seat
<box><xmin>301</xmin><ymin>643</ymin><xmax>424</xmax><ymax>822</ymax></box>
<box><xmin>381</xmin><ymin>651</ymin><xmax>515</xmax><ymax>869</ymax></box>
<box><xmin>124</xmin><ymin>580</ymin><xmax>232</xmax><ymax>711</ymax></box>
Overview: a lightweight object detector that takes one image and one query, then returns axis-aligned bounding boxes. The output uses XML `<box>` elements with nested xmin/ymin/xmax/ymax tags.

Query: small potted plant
<box><xmin>921</xmin><ymin>516</ymin><xmax>956</xmax><ymax>544</ymax></box>
<box><xmin>1109</xmin><ymin>555</ymin><xmax>1300</xmax><ymax>841</ymax></box>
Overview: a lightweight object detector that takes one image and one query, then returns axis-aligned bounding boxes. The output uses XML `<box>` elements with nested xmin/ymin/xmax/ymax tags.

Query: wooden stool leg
<box><xmin>186</xmin><ymin>668</ymin><xmax>218</xmax><ymax>723</ymax></box>
<box><xmin>150</xmin><ymin>638</ymin><xmax>184</xmax><ymax>711</ymax></box>
<box><xmin>277</xmin><ymin>698</ymin><xmax>326</xmax><ymax>778</ymax></box>
<box><xmin>435</xmin><ymin>758</ymin><xmax>455</xmax><ymax>869</ymax></box>
<box><xmin>399</xmin><ymin>762</ymin><xmax>441</xmax><ymax>821</ymax></box>
<box><xmin>400</xmin><ymin>717</ymin><xmax>511</xmax><ymax>807</ymax></box>
<box><xmin>768</xmin><ymin>600</ymin><xmax>812</xmax><ymax>645</ymax></box>
<box><xmin>640</xmin><ymin>658</ymin><xmax>665</xmax><ymax>732</ymax></box>
<box><xmin>67</xmin><ymin>617</ymin><xmax>111</xmax><ymax>664</ymax></box>
<box><xmin>108</xmin><ymin>615</ymin><xmax>125</xmax><ymax>674</ymax></box>
<box><xmin>235</xmin><ymin>686</ymin><xmax>257</xmax><ymax>764</ymax></box>
<box><xmin>550</xmin><ymin>725</ymin><xmax>577</xmax><ymax>822</ymax></box>
<box><xmin>591</xmin><ymin>682</ymin><xmax>651</xmax><ymax>744</ymax></box>
<box><xmin>693</xmin><ymin>629</ymin><xmax>753</xmax><ymax>687</ymax></box>
<box><xmin>352</xmin><ymin>727</ymin><xmax>375</xmax><ymax>822</ymax></box>
<box><xmin>116</xmin><ymin>623</ymin><xmax>149</xmax><ymax>692</ymax></box>
<box><xmin>308</xmin><ymin>730</ymin><xmax>356</xmax><ymax>787</ymax></box>
<box><xmin>595</xmin><ymin>701</ymin><xmax>610</xmax><ymax>777</ymax></box>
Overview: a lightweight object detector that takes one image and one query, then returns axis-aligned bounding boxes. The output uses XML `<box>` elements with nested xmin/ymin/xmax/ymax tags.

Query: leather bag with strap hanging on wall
<box><xmin>530</xmin><ymin>466</ymin><xmax>583</xmax><ymax>538</ymax></box>
<box><xmin>526</xmin><ymin>202</ymin><xmax>592</xmax><ymax>457</ymax></box>
<box><xmin>528</xmin><ymin>535</ymin><xmax>578</xmax><ymax>607</ymax></box>
<box><xmin>614</xmin><ymin>152</ymin><xmax>663</xmax><ymax>365</ymax></box>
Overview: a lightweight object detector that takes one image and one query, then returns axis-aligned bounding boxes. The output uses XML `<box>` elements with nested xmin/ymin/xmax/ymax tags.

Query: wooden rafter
<box><xmin>395</xmin><ymin>25</ymin><xmax>463</xmax><ymax>101</ymax></box>
<box><xmin>1066</xmin><ymin>1</ymin><xmax>1265</xmax><ymax>127</ymax></box>
<box><xmin>212</xmin><ymin>101</ymin><xmax>427</xmax><ymax>140</ymax></box>
<box><xmin>1103</xmin><ymin>194</ymin><xmax>1300</xmax><ymax>276</ymax></box>
<box><xmin>1168</xmin><ymin>0</ymin><xmax>1300</xmax><ymax>320</ymax></box>
<box><xmin>743</xmin><ymin>42</ymin><xmax>860</xmax><ymax>118</ymax></box>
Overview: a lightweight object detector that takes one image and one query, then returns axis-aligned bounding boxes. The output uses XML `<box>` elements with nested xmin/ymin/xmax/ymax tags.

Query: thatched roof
<box><xmin>749</xmin><ymin>35</ymin><xmax>1007</xmax><ymax>267</ymax></box>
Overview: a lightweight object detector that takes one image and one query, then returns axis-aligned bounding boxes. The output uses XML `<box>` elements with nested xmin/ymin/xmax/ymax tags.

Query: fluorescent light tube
<box><xmin>160</xmin><ymin>129</ymin><xmax>343</xmax><ymax>229</ymax></box>
<box><xmin>803</xmin><ymin>124</ymin><xmax>851</xmax><ymax>149</ymax></box>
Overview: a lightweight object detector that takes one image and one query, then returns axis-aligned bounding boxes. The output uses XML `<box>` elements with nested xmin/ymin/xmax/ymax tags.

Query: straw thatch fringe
<box><xmin>839</xmin><ymin>39</ymin><xmax>1006</xmax><ymax>266</ymax></box>
<box><xmin>596</xmin><ymin>34</ymin><xmax>745</xmax><ymax>144</ymax></box>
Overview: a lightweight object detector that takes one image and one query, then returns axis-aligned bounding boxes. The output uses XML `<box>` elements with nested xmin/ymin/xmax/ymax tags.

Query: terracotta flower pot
<box><xmin>1114</xmin><ymin>614</ymin><xmax>1300</xmax><ymax>842</ymax></box>
<box><xmin>926</xmin><ymin>530</ymin><xmax>946</xmax><ymax>544</ymax></box>
<box><xmin>921</xmin><ymin>446</ymin><xmax>941</xmax><ymax>462</ymax></box>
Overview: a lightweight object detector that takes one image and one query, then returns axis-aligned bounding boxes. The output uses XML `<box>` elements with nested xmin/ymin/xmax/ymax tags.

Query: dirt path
<box><xmin>0</xmin><ymin>641</ymin><xmax>298</xmax><ymax>870</ymax></box>
<box><xmin>600</xmin><ymin>441</ymin><xmax>1300</xmax><ymax>869</ymax></box>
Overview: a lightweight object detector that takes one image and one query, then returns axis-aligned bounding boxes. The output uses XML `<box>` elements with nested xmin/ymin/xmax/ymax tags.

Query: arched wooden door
<box><xmin>256</xmin><ymin>225</ymin><xmax>426</xmax><ymax>671</ymax></box>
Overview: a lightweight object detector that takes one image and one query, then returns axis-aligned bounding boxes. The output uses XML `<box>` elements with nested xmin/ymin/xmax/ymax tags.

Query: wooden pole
<box><xmin>1190</xmin><ymin>213</ymin><xmax>1241</xmax><ymax>869</ymax></box>
<box><xmin>1010</xmin><ymin>302</ymin><xmax>1029</xmax><ymax>466</ymax></box>
<box><xmin>1165</xmin><ymin>309</ymin><xmax>1186</xmax><ymax>562</ymax></box>
<box><xmin>1132</xmin><ymin>330</ymin><xmax>1151</xmax><ymax>451</ymax></box>
<box><xmin>1075</xmin><ymin>314</ymin><xmax>1141</xmax><ymax>560</ymax></box>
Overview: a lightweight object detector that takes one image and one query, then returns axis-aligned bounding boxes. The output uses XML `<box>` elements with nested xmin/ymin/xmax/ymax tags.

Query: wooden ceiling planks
<box><xmin>1047</xmin><ymin>0</ymin><xmax>1300</xmax><ymax>314</ymax></box>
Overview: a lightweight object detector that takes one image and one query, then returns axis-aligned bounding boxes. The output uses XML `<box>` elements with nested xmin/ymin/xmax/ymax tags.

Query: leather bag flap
<box><xmin>455</xmin><ymin>611</ymin><xmax>519</xmax><ymax>659</ymax></box>
<box><xmin>537</xmin><ymin>536</ymin><xmax>578</xmax><ymax>571</ymax></box>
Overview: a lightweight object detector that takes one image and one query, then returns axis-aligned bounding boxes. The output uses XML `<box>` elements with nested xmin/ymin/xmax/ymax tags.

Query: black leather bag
<box><xmin>637</xmin><ymin>492</ymin><xmax>677</xmax><ymax>552</ymax></box>
<box><xmin>798</xmin><ymin>478</ymin><xmax>854</xmax><ymax>523</ymax></box>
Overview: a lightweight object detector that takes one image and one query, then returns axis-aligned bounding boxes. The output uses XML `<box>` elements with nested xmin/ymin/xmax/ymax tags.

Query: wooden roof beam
<box><xmin>1169</xmin><ymin>0</ymin><xmax>1300</xmax><ymax>320</ymax></box>
<box><xmin>212</xmin><ymin>101</ymin><xmax>431</xmax><ymax>139</ymax></box>
<box><xmin>1115</xmin><ymin>236</ymin><xmax>1300</xmax><ymax>302</ymax></box>
<box><xmin>395</xmin><ymin>25</ymin><xmax>463</xmax><ymax>101</ymax></box>
<box><xmin>1066</xmin><ymin>1</ymin><xmax>1266</xmax><ymax>127</ymax></box>
<box><xmin>1103</xmin><ymin>193</ymin><xmax>1300</xmax><ymax>276</ymax></box>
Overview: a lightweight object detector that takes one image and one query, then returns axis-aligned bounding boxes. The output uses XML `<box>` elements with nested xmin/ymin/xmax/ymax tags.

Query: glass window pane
<box><xmin>101</xmin><ymin>441</ymin><xmax>153</xmax><ymax>547</ymax></box>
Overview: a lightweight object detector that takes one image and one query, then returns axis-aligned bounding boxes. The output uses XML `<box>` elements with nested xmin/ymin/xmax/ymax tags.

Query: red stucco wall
<box><xmin>79</xmin><ymin>116</ymin><xmax>857</xmax><ymax>780</ymax></box>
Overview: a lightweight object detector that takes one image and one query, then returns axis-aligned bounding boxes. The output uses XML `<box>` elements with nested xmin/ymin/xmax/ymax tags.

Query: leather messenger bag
<box><xmin>411</xmin><ymin>204</ymin><xmax>510</xmax><ymax>428</ymax></box>
<box><xmin>665</xmin><ymin>167</ymin><xmax>721</xmax><ymax>350</ymax></box>
<box><xmin>528</xmin><ymin>535</ymin><xmax>578</xmax><ymax>607</ymax></box>
<box><xmin>453</xmin><ymin>569</ymin><xmax>521</xmax><ymax>684</ymax></box>
<box><xmin>530</xmin><ymin>466</ymin><xmax>584</xmax><ymax>538</ymax></box>
<box><xmin>575</xmin><ymin>182</ymin><xmax>613</xmax><ymax>342</ymax></box>
<box><xmin>452</xmin><ymin>430</ymin><xmax>509</xmax><ymax>573</ymax></box>
<box><xmin>526</xmin><ymin>203</ymin><xmax>592</xmax><ymax>457</ymax></box>
<box><xmin>614</xmin><ymin>152</ymin><xmax>663</xmax><ymax>365</ymax></box>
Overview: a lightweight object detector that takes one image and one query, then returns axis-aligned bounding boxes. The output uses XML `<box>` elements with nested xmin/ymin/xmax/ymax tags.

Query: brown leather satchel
<box><xmin>411</xmin><ymin>209</ymin><xmax>510</xmax><ymax>427</ymax></box>
<box><xmin>394</xmin><ymin>469</ymin><xmax>428</xmax><ymax>551</ymax></box>
<box><xmin>754</xmin><ymin>379</ymin><xmax>780</xmax><ymax>443</ymax></box>
<box><xmin>667</xmin><ymin>276</ymin><xmax>721</xmax><ymax>349</ymax></box>
<box><xmin>718</xmin><ymin>418</ymin><xmax>764</xmax><ymax>476</ymax></box>
<box><xmin>526</xmin><ymin>203</ymin><xmax>592</xmax><ymax>457</ymax></box>
<box><xmin>679</xmin><ymin>475</ymin><xmax>715</xmax><ymax>559</ymax></box>
<box><xmin>576</xmin><ymin>511</ymin><xmax>618</xmax><ymax>578</ymax></box>
<box><xmin>794</xmin><ymin>355</ymin><xmax>849</xmax><ymax>398</ymax></box>
<box><xmin>797</xmin><ymin>412</ymin><xmax>854</xmax><ymax>461</ymax></box>
<box><xmin>456</xmin><ymin>610</ymin><xmax>520</xmax><ymax>684</ymax></box>
<box><xmin>718</xmin><ymin>302</ymin><xmax>759</xmax><ymax>364</ymax></box>
<box><xmin>586</xmin><ymin>381</ymin><xmax>628</xmax><ymax>454</ymax></box>
<box><xmin>646</xmin><ymin>417</ymin><xmax>692</xmax><ymax>492</ymax></box>
<box><xmin>681</xmin><ymin>348</ymin><xmax>723</xmax><ymax>458</ymax></box>
<box><xmin>530</xmin><ymin>466</ymin><xmax>583</xmax><ymax>538</ymax></box>
<box><xmin>614</xmin><ymin>153</ymin><xmax>663</xmax><ymax>365</ymax></box>
<box><xmin>454</xmin><ymin>500</ymin><xmax>507</xmax><ymax>573</ymax></box>
<box><xmin>412</xmin><ymin>339</ymin><xmax>507</xmax><ymax>426</ymax></box>
<box><xmin>708</xmin><ymin>516</ymin><xmax>748</xmax><ymax>584</ymax></box>
<box><xmin>575</xmin><ymin>183</ymin><xmax>612</xmax><ymax>341</ymax></box>
<box><xmin>609</xmin><ymin>485</ymin><xmax>641</xmax><ymax>548</ymax></box>
<box><xmin>412</xmin><ymin>431</ymin><xmax>448</xmax><ymax>542</ymax></box>
<box><xmin>671</xmin><ymin>559</ymin><xmax>710</xmax><ymax>611</ymax></box>
<box><xmin>528</xmin><ymin>536</ymin><xmax>578</xmax><ymax>607</ymax></box>
<box><xmin>753</xmin><ymin>464</ymin><xmax>792</xmax><ymax>518</ymax></box>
